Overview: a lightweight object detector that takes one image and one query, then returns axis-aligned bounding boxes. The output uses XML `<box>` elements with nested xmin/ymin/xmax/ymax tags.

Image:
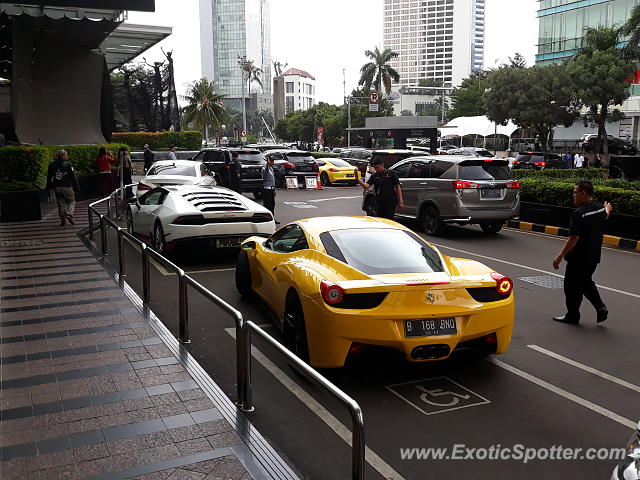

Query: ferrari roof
<box><xmin>296</xmin><ymin>216</ymin><xmax>401</xmax><ymax>238</ymax></box>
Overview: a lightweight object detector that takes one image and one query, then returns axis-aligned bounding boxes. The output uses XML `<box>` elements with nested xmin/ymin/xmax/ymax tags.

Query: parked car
<box><xmin>190</xmin><ymin>148</ymin><xmax>232</xmax><ymax>186</ymax></box>
<box><xmin>315</xmin><ymin>158</ymin><xmax>360</xmax><ymax>185</ymax></box>
<box><xmin>408</xmin><ymin>145</ymin><xmax>433</xmax><ymax>154</ymax></box>
<box><xmin>246</xmin><ymin>144</ymin><xmax>291</xmax><ymax>152</ymax></box>
<box><xmin>437</xmin><ymin>144</ymin><xmax>458</xmax><ymax>154</ymax></box>
<box><xmin>512</xmin><ymin>152</ymin><xmax>568</xmax><ymax>170</ymax></box>
<box><xmin>363</xmin><ymin>149</ymin><xmax>425</xmax><ymax>182</ymax></box>
<box><xmin>447</xmin><ymin>147</ymin><xmax>494</xmax><ymax>158</ymax></box>
<box><xmin>136</xmin><ymin>160</ymin><xmax>216</xmax><ymax>197</ymax></box>
<box><xmin>610</xmin><ymin>420</ymin><xmax>639</xmax><ymax>480</ymax></box>
<box><xmin>339</xmin><ymin>148</ymin><xmax>372</xmax><ymax>177</ymax></box>
<box><xmin>228</xmin><ymin>148</ymin><xmax>266</xmax><ymax>199</ymax></box>
<box><xmin>127</xmin><ymin>185</ymin><xmax>275</xmax><ymax>255</ymax></box>
<box><xmin>264</xmin><ymin>149</ymin><xmax>319</xmax><ymax>188</ymax></box>
<box><xmin>363</xmin><ymin>156</ymin><xmax>520</xmax><ymax>235</ymax></box>
<box><xmin>581</xmin><ymin>135</ymin><xmax>637</xmax><ymax>155</ymax></box>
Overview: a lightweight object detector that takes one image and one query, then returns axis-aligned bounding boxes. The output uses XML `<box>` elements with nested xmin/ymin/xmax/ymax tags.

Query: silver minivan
<box><xmin>363</xmin><ymin>156</ymin><xmax>520</xmax><ymax>235</ymax></box>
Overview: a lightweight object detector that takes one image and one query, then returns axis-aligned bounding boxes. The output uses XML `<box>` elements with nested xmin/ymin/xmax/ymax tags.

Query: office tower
<box><xmin>383</xmin><ymin>0</ymin><xmax>485</xmax><ymax>88</ymax></box>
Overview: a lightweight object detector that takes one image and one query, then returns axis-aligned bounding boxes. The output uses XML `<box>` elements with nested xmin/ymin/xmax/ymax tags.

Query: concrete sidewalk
<box><xmin>0</xmin><ymin>200</ymin><xmax>298</xmax><ymax>480</ymax></box>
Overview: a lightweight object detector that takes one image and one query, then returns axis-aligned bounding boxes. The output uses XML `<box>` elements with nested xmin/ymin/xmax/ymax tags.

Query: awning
<box><xmin>0</xmin><ymin>3</ymin><xmax>123</xmax><ymax>21</ymax></box>
<box><xmin>100</xmin><ymin>23</ymin><xmax>172</xmax><ymax>71</ymax></box>
<box><xmin>440</xmin><ymin>115</ymin><xmax>519</xmax><ymax>137</ymax></box>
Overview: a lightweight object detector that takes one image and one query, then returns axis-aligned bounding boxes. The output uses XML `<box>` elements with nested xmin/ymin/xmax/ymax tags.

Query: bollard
<box><xmin>141</xmin><ymin>245</ymin><xmax>150</xmax><ymax>304</ymax></box>
<box><xmin>117</xmin><ymin>228</ymin><xmax>126</xmax><ymax>278</ymax></box>
<box><xmin>178</xmin><ymin>273</ymin><xmax>190</xmax><ymax>344</ymax></box>
<box><xmin>100</xmin><ymin>215</ymin><xmax>108</xmax><ymax>256</ymax></box>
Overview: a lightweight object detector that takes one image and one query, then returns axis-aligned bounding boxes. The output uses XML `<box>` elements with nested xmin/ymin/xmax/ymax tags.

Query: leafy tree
<box><xmin>400</xmin><ymin>109</ymin><xmax>413</xmax><ymax>116</ymax></box>
<box><xmin>501</xmin><ymin>53</ymin><xmax>527</xmax><ymax>69</ymax></box>
<box><xmin>448</xmin><ymin>70</ymin><xmax>489</xmax><ymax>119</ymax></box>
<box><xmin>181</xmin><ymin>78</ymin><xmax>228</xmax><ymax>142</ymax></box>
<box><xmin>565</xmin><ymin>26</ymin><xmax>636</xmax><ymax>165</ymax></box>
<box><xmin>484</xmin><ymin>65</ymin><xmax>580</xmax><ymax>151</ymax></box>
<box><xmin>358</xmin><ymin>47</ymin><xmax>400</xmax><ymax>94</ymax></box>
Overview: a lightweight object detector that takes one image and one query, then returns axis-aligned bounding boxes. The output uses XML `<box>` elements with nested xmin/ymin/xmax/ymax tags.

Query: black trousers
<box><xmin>564</xmin><ymin>260</ymin><xmax>605</xmax><ymax>320</ymax></box>
<box><xmin>376</xmin><ymin>202</ymin><xmax>396</xmax><ymax>220</ymax></box>
<box><xmin>262</xmin><ymin>188</ymin><xmax>275</xmax><ymax>215</ymax></box>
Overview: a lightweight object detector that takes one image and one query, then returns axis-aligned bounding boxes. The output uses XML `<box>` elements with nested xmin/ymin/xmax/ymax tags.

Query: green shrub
<box><xmin>112</xmin><ymin>131</ymin><xmax>202</xmax><ymax>151</ymax></box>
<box><xmin>0</xmin><ymin>143</ymin><xmax>129</xmax><ymax>191</ymax></box>
<box><xmin>519</xmin><ymin>178</ymin><xmax>640</xmax><ymax>216</ymax></box>
<box><xmin>513</xmin><ymin>168</ymin><xmax>609</xmax><ymax>180</ymax></box>
<box><xmin>0</xmin><ymin>146</ymin><xmax>51</xmax><ymax>191</ymax></box>
<box><xmin>310</xmin><ymin>152</ymin><xmax>338</xmax><ymax>159</ymax></box>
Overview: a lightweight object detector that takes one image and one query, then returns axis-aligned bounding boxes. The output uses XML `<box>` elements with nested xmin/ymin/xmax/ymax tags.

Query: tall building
<box><xmin>273</xmin><ymin>68</ymin><xmax>316</xmax><ymax>121</ymax></box>
<box><xmin>383</xmin><ymin>0</ymin><xmax>485</xmax><ymax>88</ymax></box>
<box><xmin>199</xmin><ymin>0</ymin><xmax>271</xmax><ymax>112</ymax></box>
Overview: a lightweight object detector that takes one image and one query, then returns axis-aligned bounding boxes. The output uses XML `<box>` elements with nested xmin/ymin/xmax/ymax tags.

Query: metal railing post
<box><xmin>99</xmin><ymin>215</ymin><xmax>108</xmax><ymax>256</ymax></box>
<box><xmin>351</xmin><ymin>406</ymin><xmax>365</xmax><ymax>480</ymax></box>
<box><xmin>88</xmin><ymin>207</ymin><xmax>94</xmax><ymax>241</ymax></box>
<box><xmin>178</xmin><ymin>272</ymin><xmax>190</xmax><ymax>344</ymax></box>
<box><xmin>117</xmin><ymin>227</ymin><xmax>126</xmax><ymax>278</ymax></box>
<box><xmin>141</xmin><ymin>244</ymin><xmax>150</xmax><ymax>304</ymax></box>
<box><xmin>106</xmin><ymin>197</ymin><xmax>112</xmax><ymax>219</ymax></box>
<box><xmin>237</xmin><ymin>318</ymin><xmax>253</xmax><ymax>412</ymax></box>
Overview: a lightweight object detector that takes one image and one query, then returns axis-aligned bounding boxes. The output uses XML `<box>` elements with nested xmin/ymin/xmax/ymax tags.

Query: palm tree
<box><xmin>622</xmin><ymin>4</ymin><xmax>640</xmax><ymax>53</ymax></box>
<box><xmin>237</xmin><ymin>56</ymin><xmax>263</xmax><ymax>135</ymax></box>
<box><xmin>181</xmin><ymin>78</ymin><xmax>228</xmax><ymax>144</ymax></box>
<box><xmin>358</xmin><ymin>47</ymin><xmax>400</xmax><ymax>94</ymax></box>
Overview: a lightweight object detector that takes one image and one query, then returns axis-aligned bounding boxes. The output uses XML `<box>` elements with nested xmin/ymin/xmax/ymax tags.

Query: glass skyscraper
<box><xmin>536</xmin><ymin>0</ymin><xmax>639</xmax><ymax>65</ymax></box>
<box><xmin>199</xmin><ymin>0</ymin><xmax>271</xmax><ymax>109</ymax></box>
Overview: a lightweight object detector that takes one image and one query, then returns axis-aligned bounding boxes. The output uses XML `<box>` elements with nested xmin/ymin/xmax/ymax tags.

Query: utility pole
<box><xmin>240</xmin><ymin>55</ymin><xmax>247</xmax><ymax>135</ymax></box>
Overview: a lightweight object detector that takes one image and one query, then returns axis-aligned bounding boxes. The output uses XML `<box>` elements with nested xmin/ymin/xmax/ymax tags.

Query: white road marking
<box><xmin>308</xmin><ymin>196</ymin><xmax>362</xmax><ymax>203</ymax></box>
<box><xmin>429</xmin><ymin>241</ymin><xmax>640</xmax><ymax>300</ymax></box>
<box><xmin>528</xmin><ymin>345</ymin><xmax>640</xmax><ymax>394</ymax></box>
<box><xmin>282</xmin><ymin>202</ymin><xmax>318</xmax><ymax>209</ymax></box>
<box><xmin>487</xmin><ymin>357</ymin><xmax>637</xmax><ymax>429</ymax></box>
<box><xmin>225</xmin><ymin>328</ymin><xmax>405</xmax><ymax>480</ymax></box>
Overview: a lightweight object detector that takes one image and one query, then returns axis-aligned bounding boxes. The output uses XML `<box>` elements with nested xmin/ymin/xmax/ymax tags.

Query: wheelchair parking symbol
<box><xmin>385</xmin><ymin>377</ymin><xmax>490</xmax><ymax>416</ymax></box>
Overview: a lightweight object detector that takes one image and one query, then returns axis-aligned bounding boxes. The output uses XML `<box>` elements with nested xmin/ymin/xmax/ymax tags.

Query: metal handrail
<box><xmin>85</xmin><ymin>187</ymin><xmax>366</xmax><ymax>479</ymax></box>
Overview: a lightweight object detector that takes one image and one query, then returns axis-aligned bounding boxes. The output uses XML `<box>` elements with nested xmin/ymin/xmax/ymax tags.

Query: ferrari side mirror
<box><xmin>242</xmin><ymin>241</ymin><xmax>256</xmax><ymax>252</ymax></box>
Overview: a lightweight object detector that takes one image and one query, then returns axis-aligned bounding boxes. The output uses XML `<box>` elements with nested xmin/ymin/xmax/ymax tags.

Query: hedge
<box><xmin>0</xmin><ymin>143</ymin><xmax>128</xmax><ymax>191</ymax></box>
<box><xmin>519</xmin><ymin>179</ymin><xmax>640</xmax><ymax>216</ymax></box>
<box><xmin>513</xmin><ymin>168</ymin><xmax>609</xmax><ymax>180</ymax></box>
<box><xmin>310</xmin><ymin>152</ymin><xmax>338</xmax><ymax>159</ymax></box>
<box><xmin>112</xmin><ymin>131</ymin><xmax>202</xmax><ymax>151</ymax></box>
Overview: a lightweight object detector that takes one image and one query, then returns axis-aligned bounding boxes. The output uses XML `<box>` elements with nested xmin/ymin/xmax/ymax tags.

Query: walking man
<box><xmin>228</xmin><ymin>151</ymin><xmax>242</xmax><ymax>193</ymax></box>
<box><xmin>168</xmin><ymin>146</ymin><xmax>178</xmax><ymax>161</ymax></box>
<box><xmin>143</xmin><ymin>144</ymin><xmax>155</xmax><ymax>173</ymax></box>
<box><xmin>574</xmin><ymin>151</ymin><xmax>585</xmax><ymax>169</ymax></box>
<box><xmin>46</xmin><ymin>149</ymin><xmax>80</xmax><ymax>226</ymax></box>
<box><xmin>357</xmin><ymin>158</ymin><xmax>404</xmax><ymax>220</ymax></box>
<box><xmin>552</xmin><ymin>180</ymin><xmax>612</xmax><ymax>324</ymax></box>
<box><xmin>261</xmin><ymin>156</ymin><xmax>280</xmax><ymax>224</ymax></box>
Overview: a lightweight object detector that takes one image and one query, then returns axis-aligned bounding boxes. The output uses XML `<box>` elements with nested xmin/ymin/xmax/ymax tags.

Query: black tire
<box><xmin>480</xmin><ymin>222</ymin><xmax>503</xmax><ymax>234</ymax></box>
<box><xmin>420</xmin><ymin>205</ymin><xmax>444</xmax><ymax>236</ymax></box>
<box><xmin>252</xmin><ymin>190</ymin><xmax>263</xmax><ymax>200</ymax></box>
<box><xmin>235</xmin><ymin>250</ymin><xmax>252</xmax><ymax>296</ymax></box>
<box><xmin>320</xmin><ymin>172</ymin><xmax>331</xmax><ymax>186</ymax></box>
<box><xmin>363</xmin><ymin>195</ymin><xmax>376</xmax><ymax>216</ymax></box>
<box><xmin>126</xmin><ymin>209</ymin><xmax>134</xmax><ymax>235</ymax></box>
<box><xmin>283</xmin><ymin>292</ymin><xmax>310</xmax><ymax>362</ymax></box>
<box><xmin>152</xmin><ymin>222</ymin><xmax>166</xmax><ymax>254</ymax></box>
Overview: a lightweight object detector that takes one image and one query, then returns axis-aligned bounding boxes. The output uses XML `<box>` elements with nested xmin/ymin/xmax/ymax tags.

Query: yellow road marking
<box><xmin>518</xmin><ymin>221</ymin><xmax>533</xmax><ymax>231</ymax></box>
<box><xmin>544</xmin><ymin>225</ymin><xmax>559</xmax><ymax>235</ymax></box>
<box><xmin>603</xmin><ymin>235</ymin><xmax>620</xmax><ymax>247</ymax></box>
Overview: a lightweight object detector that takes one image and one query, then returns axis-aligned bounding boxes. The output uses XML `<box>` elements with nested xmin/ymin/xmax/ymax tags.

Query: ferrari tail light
<box><xmin>283</xmin><ymin>162</ymin><xmax>296</xmax><ymax>169</ymax></box>
<box><xmin>172</xmin><ymin>215</ymin><xmax>205</xmax><ymax>225</ymax></box>
<box><xmin>137</xmin><ymin>182</ymin><xmax>152</xmax><ymax>192</ymax></box>
<box><xmin>453</xmin><ymin>180</ymin><xmax>479</xmax><ymax>189</ymax></box>
<box><xmin>320</xmin><ymin>280</ymin><xmax>345</xmax><ymax>305</ymax></box>
<box><xmin>328</xmin><ymin>168</ymin><xmax>340</xmax><ymax>172</ymax></box>
<box><xmin>505</xmin><ymin>181</ymin><xmax>521</xmax><ymax>189</ymax></box>
<box><xmin>490</xmin><ymin>272</ymin><xmax>513</xmax><ymax>296</ymax></box>
<box><xmin>251</xmin><ymin>212</ymin><xmax>273</xmax><ymax>223</ymax></box>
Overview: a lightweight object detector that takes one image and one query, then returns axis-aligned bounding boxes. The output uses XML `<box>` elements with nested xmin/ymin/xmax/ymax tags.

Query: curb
<box><xmin>506</xmin><ymin>220</ymin><xmax>640</xmax><ymax>252</ymax></box>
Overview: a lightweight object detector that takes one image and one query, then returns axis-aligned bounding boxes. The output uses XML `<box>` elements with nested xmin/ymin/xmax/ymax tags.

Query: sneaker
<box><xmin>552</xmin><ymin>315</ymin><xmax>579</xmax><ymax>324</ymax></box>
<box><xmin>66</xmin><ymin>214</ymin><xmax>75</xmax><ymax>225</ymax></box>
<box><xmin>596</xmin><ymin>306</ymin><xmax>608</xmax><ymax>323</ymax></box>
<box><xmin>60</xmin><ymin>219</ymin><xmax>66</xmax><ymax>226</ymax></box>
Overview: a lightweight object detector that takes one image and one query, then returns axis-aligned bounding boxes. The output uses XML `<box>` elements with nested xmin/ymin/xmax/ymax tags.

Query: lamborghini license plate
<box><xmin>216</xmin><ymin>237</ymin><xmax>244</xmax><ymax>248</ymax></box>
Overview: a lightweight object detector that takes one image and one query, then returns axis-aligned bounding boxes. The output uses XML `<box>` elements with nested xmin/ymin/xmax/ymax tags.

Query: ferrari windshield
<box><xmin>320</xmin><ymin>228</ymin><xmax>444</xmax><ymax>274</ymax></box>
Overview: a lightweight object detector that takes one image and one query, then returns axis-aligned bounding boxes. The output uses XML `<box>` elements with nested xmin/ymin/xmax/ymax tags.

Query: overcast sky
<box><xmin>128</xmin><ymin>0</ymin><xmax>539</xmax><ymax>105</ymax></box>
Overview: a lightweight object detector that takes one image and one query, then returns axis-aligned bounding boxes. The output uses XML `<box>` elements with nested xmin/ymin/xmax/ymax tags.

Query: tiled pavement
<box><xmin>0</xmin><ymin>201</ymin><xmax>298</xmax><ymax>479</ymax></box>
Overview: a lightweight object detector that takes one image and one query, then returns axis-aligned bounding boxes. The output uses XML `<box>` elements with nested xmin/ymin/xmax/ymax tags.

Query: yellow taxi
<box><xmin>236</xmin><ymin>216</ymin><xmax>515</xmax><ymax>368</ymax></box>
<box><xmin>316</xmin><ymin>158</ymin><xmax>360</xmax><ymax>186</ymax></box>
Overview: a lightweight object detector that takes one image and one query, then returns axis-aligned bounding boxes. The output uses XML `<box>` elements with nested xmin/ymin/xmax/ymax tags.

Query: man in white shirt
<box><xmin>574</xmin><ymin>152</ymin><xmax>584</xmax><ymax>168</ymax></box>
<box><xmin>168</xmin><ymin>146</ymin><xmax>178</xmax><ymax>161</ymax></box>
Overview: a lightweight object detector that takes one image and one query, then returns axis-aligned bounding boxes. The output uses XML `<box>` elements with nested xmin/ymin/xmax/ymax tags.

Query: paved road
<box><xmin>96</xmin><ymin>185</ymin><xmax>640</xmax><ymax>479</ymax></box>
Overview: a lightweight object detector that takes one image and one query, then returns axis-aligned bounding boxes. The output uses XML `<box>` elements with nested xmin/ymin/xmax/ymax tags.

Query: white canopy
<box><xmin>440</xmin><ymin>116</ymin><xmax>519</xmax><ymax>138</ymax></box>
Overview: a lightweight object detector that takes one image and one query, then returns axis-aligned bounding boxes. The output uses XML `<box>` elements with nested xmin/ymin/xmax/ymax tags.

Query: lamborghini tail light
<box><xmin>490</xmin><ymin>272</ymin><xmax>513</xmax><ymax>296</ymax></box>
<box><xmin>320</xmin><ymin>280</ymin><xmax>345</xmax><ymax>305</ymax></box>
<box><xmin>137</xmin><ymin>182</ymin><xmax>152</xmax><ymax>192</ymax></box>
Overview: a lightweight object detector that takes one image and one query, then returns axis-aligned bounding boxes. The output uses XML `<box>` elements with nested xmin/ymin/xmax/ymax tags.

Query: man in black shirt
<box><xmin>143</xmin><ymin>144</ymin><xmax>154</xmax><ymax>173</ymax></box>
<box><xmin>357</xmin><ymin>158</ymin><xmax>404</xmax><ymax>220</ymax></box>
<box><xmin>46</xmin><ymin>149</ymin><xmax>80</xmax><ymax>226</ymax></box>
<box><xmin>552</xmin><ymin>180</ymin><xmax>612</xmax><ymax>324</ymax></box>
<box><xmin>228</xmin><ymin>152</ymin><xmax>242</xmax><ymax>193</ymax></box>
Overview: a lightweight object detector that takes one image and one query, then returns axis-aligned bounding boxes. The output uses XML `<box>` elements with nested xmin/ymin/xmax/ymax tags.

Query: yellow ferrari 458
<box><xmin>316</xmin><ymin>158</ymin><xmax>360</xmax><ymax>186</ymax></box>
<box><xmin>236</xmin><ymin>216</ymin><xmax>515</xmax><ymax>368</ymax></box>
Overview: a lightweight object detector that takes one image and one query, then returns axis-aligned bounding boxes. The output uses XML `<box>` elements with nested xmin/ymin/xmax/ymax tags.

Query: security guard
<box><xmin>357</xmin><ymin>158</ymin><xmax>404</xmax><ymax>220</ymax></box>
<box><xmin>261</xmin><ymin>155</ymin><xmax>280</xmax><ymax>224</ymax></box>
<box><xmin>552</xmin><ymin>180</ymin><xmax>612</xmax><ymax>324</ymax></box>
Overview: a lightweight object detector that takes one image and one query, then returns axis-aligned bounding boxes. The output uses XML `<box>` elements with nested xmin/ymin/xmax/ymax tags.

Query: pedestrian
<box><xmin>117</xmin><ymin>146</ymin><xmax>133</xmax><ymax>197</ymax></box>
<box><xmin>262</xmin><ymin>155</ymin><xmax>280</xmax><ymax>224</ymax></box>
<box><xmin>0</xmin><ymin>132</ymin><xmax>5</xmax><ymax>147</ymax></box>
<box><xmin>357</xmin><ymin>158</ymin><xmax>404</xmax><ymax>220</ymax></box>
<box><xmin>534</xmin><ymin>135</ymin><xmax>540</xmax><ymax>151</ymax></box>
<box><xmin>594</xmin><ymin>153</ymin><xmax>602</xmax><ymax>168</ymax></box>
<box><xmin>46</xmin><ymin>149</ymin><xmax>80</xmax><ymax>226</ymax></box>
<box><xmin>143</xmin><ymin>144</ymin><xmax>155</xmax><ymax>173</ymax></box>
<box><xmin>552</xmin><ymin>180</ymin><xmax>612</xmax><ymax>324</ymax></box>
<box><xmin>97</xmin><ymin>147</ymin><xmax>114</xmax><ymax>196</ymax></box>
<box><xmin>228</xmin><ymin>151</ymin><xmax>242</xmax><ymax>193</ymax></box>
<box><xmin>168</xmin><ymin>146</ymin><xmax>178</xmax><ymax>161</ymax></box>
<box><xmin>574</xmin><ymin>151</ymin><xmax>584</xmax><ymax>169</ymax></box>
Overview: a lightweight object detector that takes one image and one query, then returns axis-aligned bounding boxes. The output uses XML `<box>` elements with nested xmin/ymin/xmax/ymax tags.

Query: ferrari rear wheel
<box><xmin>320</xmin><ymin>172</ymin><xmax>331</xmax><ymax>186</ymax></box>
<box><xmin>284</xmin><ymin>293</ymin><xmax>309</xmax><ymax>363</ymax></box>
<box><xmin>235</xmin><ymin>250</ymin><xmax>252</xmax><ymax>296</ymax></box>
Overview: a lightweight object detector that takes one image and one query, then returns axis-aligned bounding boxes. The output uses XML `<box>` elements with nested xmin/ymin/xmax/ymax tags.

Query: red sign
<box><xmin>317</xmin><ymin>126</ymin><xmax>325</xmax><ymax>145</ymax></box>
<box><xmin>625</xmin><ymin>69</ymin><xmax>640</xmax><ymax>84</ymax></box>
<box><xmin>370</xmin><ymin>92</ymin><xmax>380</xmax><ymax>104</ymax></box>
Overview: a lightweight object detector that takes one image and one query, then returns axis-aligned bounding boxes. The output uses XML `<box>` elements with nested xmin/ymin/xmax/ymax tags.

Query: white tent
<box><xmin>439</xmin><ymin>116</ymin><xmax>519</xmax><ymax>138</ymax></box>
